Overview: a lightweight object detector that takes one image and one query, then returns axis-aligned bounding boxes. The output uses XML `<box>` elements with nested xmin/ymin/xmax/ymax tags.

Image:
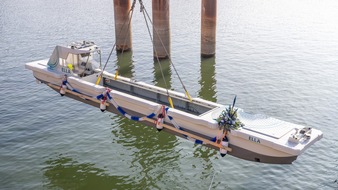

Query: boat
<box><xmin>25</xmin><ymin>41</ymin><xmax>323</xmax><ymax>164</ymax></box>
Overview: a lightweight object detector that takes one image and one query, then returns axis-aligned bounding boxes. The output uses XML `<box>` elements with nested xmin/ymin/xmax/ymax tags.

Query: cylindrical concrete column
<box><xmin>201</xmin><ymin>0</ymin><xmax>217</xmax><ymax>58</ymax></box>
<box><xmin>113</xmin><ymin>0</ymin><xmax>132</xmax><ymax>52</ymax></box>
<box><xmin>152</xmin><ymin>0</ymin><xmax>170</xmax><ymax>59</ymax></box>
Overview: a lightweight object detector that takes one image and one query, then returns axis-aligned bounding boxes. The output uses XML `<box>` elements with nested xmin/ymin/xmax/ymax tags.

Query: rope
<box><xmin>96</xmin><ymin>0</ymin><xmax>136</xmax><ymax>85</ymax></box>
<box><xmin>97</xmin><ymin>89</ymin><xmax>161</xmax><ymax>121</ymax></box>
<box><xmin>139</xmin><ymin>0</ymin><xmax>174</xmax><ymax>108</ymax></box>
<box><xmin>208</xmin><ymin>172</ymin><xmax>216</xmax><ymax>190</ymax></box>
<box><xmin>99</xmin><ymin>0</ymin><xmax>191</xmax><ymax>106</ymax></box>
<box><xmin>138</xmin><ymin>0</ymin><xmax>192</xmax><ymax>102</ymax></box>
<box><xmin>120</xmin><ymin>0</ymin><xmax>136</xmax><ymax>56</ymax></box>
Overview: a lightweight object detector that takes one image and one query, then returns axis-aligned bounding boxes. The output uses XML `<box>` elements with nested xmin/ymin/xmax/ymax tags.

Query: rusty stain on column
<box><xmin>152</xmin><ymin>0</ymin><xmax>170</xmax><ymax>59</ymax></box>
<box><xmin>113</xmin><ymin>0</ymin><xmax>132</xmax><ymax>52</ymax></box>
<box><xmin>201</xmin><ymin>0</ymin><xmax>217</xmax><ymax>58</ymax></box>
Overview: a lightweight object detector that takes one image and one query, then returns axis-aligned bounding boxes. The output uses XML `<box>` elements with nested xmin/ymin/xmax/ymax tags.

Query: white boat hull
<box><xmin>25</xmin><ymin>48</ymin><xmax>323</xmax><ymax>164</ymax></box>
<box><xmin>47</xmin><ymin>83</ymin><xmax>298</xmax><ymax>164</ymax></box>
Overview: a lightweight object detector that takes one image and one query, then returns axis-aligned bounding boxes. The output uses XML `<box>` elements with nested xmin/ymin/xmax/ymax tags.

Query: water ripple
<box><xmin>1</xmin><ymin>0</ymin><xmax>338</xmax><ymax>189</ymax></box>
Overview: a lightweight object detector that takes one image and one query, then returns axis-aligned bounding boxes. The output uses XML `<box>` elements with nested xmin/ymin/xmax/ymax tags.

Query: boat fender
<box><xmin>156</xmin><ymin>106</ymin><xmax>166</xmax><ymax>131</ymax></box>
<box><xmin>98</xmin><ymin>88</ymin><xmax>111</xmax><ymax>112</ymax></box>
<box><xmin>100</xmin><ymin>100</ymin><xmax>106</xmax><ymax>112</ymax></box>
<box><xmin>156</xmin><ymin>113</ymin><xmax>164</xmax><ymax>131</ymax></box>
<box><xmin>60</xmin><ymin>84</ymin><xmax>67</xmax><ymax>96</ymax></box>
<box><xmin>59</xmin><ymin>75</ymin><xmax>68</xmax><ymax>96</ymax></box>
<box><xmin>220</xmin><ymin>136</ymin><xmax>229</xmax><ymax>157</ymax></box>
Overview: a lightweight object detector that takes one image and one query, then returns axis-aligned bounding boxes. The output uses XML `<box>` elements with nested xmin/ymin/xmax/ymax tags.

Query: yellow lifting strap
<box><xmin>95</xmin><ymin>75</ymin><xmax>102</xmax><ymax>85</ymax></box>
<box><xmin>114</xmin><ymin>69</ymin><xmax>119</xmax><ymax>80</ymax></box>
<box><xmin>168</xmin><ymin>97</ymin><xmax>174</xmax><ymax>108</ymax></box>
<box><xmin>185</xmin><ymin>90</ymin><xmax>192</xmax><ymax>102</ymax></box>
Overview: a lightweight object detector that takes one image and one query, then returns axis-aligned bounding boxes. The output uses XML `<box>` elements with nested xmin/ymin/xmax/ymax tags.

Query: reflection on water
<box><xmin>3</xmin><ymin>0</ymin><xmax>338</xmax><ymax>189</ymax></box>
<box><xmin>194</xmin><ymin>57</ymin><xmax>218</xmax><ymax>173</ymax></box>
<box><xmin>153</xmin><ymin>59</ymin><xmax>172</xmax><ymax>89</ymax></box>
<box><xmin>198</xmin><ymin>57</ymin><xmax>217</xmax><ymax>102</ymax></box>
<box><xmin>115</xmin><ymin>51</ymin><xmax>134</xmax><ymax>78</ymax></box>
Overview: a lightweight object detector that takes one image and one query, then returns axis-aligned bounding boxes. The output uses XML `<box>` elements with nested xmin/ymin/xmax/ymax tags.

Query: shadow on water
<box><xmin>43</xmin><ymin>156</ymin><xmax>130</xmax><ymax>190</ymax></box>
<box><xmin>109</xmin><ymin>56</ymin><xmax>180</xmax><ymax>187</ymax></box>
<box><xmin>42</xmin><ymin>56</ymin><xmax>222</xmax><ymax>189</ymax></box>
<box><xmin>42</xmin><ymin>56</ymin><xmax>181</xmax><ymax>189</ymax></box>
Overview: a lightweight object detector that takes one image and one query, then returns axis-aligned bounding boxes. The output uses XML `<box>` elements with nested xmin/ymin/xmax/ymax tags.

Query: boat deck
<box><xmin>238</xmin><ymin>111</ymin><xmax>299</xmax><ymax>139</ymax></box>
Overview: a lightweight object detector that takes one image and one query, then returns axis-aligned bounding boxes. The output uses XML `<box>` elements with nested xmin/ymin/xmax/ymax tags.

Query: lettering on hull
<box><xmin>61</xmin><ymin>67</ymin><xmax>71</xmax><ymax>73</ymax></box>
<box><xmin>249</xmin><ymin>136</ymin><xmax>261</xmax><ymax>143</ymax></box>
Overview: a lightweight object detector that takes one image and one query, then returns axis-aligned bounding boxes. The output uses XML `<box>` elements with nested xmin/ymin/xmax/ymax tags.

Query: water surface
<box><xmin>1</xmin><ymin>0</ymin><xmax>338</xmax><ymax>189</ymax></box>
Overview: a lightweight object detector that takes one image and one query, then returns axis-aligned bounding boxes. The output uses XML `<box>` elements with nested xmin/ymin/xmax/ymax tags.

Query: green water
<box><xmin>1</xmin><ymin>0</ymin><xmax>338</xmax><ymax>189</ymax></box>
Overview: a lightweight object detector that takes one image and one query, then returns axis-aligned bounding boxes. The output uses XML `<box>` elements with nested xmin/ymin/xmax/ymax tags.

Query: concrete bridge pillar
<box><xmin>113</xmin><ymin>0</ymin><xmax>132</xmax><ymax>52</ymax></box>
<box><xmin>201</xmin><ymin>0</ymin><xmax>217</xmax><ymax>58</ymax></box>
<box><xmin>152</xmin><ymin>0</ymin><xmax>171</xmax><ymax>59</ymax></box>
